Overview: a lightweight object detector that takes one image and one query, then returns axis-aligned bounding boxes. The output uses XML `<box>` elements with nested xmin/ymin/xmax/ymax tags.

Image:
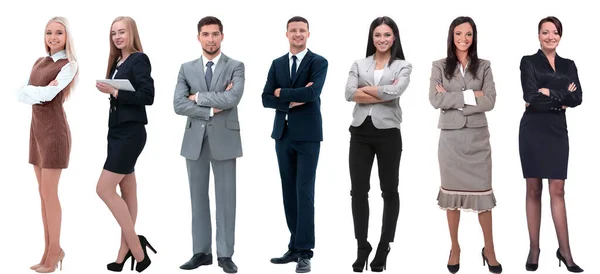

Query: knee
<box><xmin>526</xmin><ymin>186</ymin><xmax>543</xmax><ymax>199</ymax></box>
<box><xmin>549</xmin><ymin>185</ymin><xmax>565</xmax><ymax>199</ymax></box>
<box><xmin>381</xmin><ymin>190</ymin><xmax>399</xmax><ymax>198</ymax></box>
<box><xmin>96</xmin><ymin>184</ymin><xmax>110</xmax><ymax>200</ymax></box>
<box><xmin>350</xmin><ymin>190</ymin><xmax>369</xmax><ymax>199</ymax></box>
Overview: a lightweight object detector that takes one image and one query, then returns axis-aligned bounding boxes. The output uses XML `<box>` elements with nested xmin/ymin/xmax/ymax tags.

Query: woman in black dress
<box><xmin>95</xmin><ymin>16</ymin><xmax>156</xmax><ymax>273</ymax></box>
<box><xmin>518</xmin><ymin>16</ymin><xmax>583</xmax><ymax>273</ymax></box>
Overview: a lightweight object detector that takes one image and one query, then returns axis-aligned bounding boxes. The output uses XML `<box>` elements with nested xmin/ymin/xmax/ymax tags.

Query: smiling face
<box><xmin>373</xmin><ymin>24</ymin><xmax>394</xmax><ymax>54</ymax></box>
<box><xmin>286</xmin><ymin>21</ymin><xmax>310</xmax><ymax>52</ymax></box>
<box><xmin>111</xmin><ymin>20</ymin><xmax>130</xmax><ymax>51</ymax></box>
<box><xmin>197</xmin><ymin>24</ymin><xmax>223</xmax><ymax>57</ymax></box>
<box><xmin>45</xmin><ymin>21</ymin><xmax>66</xmax><ymax>55</ymax></box>
<box><xmin>453</xmin><ymin>22</ymin><xmax>473</xmax><ymax>54</ymax></box>
<box><xmin>539</xmin><ymin>21</ymin><xmax>561</xmax><ymax>51</ymax></box>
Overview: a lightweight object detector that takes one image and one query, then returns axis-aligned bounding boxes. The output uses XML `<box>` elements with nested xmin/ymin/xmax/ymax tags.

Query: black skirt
<box><xmin>104</xmin><ymin>122</ymin><xmax>147</xmax><ymax>174</ymax></box>
<box><xmin>518</xmin><ymin>110</ymin><xmax>569</xmax><ymax>179</ymax></box>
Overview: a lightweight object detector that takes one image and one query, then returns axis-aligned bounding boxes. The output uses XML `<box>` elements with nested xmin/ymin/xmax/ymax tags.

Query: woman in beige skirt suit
<box><xmin>429</xmin><ymin>16</ymin><xmax>501</xmax><ymax>274</ymax></box>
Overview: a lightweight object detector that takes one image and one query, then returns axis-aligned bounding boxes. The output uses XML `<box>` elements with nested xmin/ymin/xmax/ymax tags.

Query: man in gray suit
<box><xmin>173</xmin><ymin>16</ymin><xmax>244</xmax><ymax>274</ymax></box>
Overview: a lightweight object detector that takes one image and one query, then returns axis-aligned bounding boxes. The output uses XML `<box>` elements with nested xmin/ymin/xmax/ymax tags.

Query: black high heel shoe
<box><xmin>447</xmin><ymin>250</ymin><xmax>460</xmax><ymax>273</ymax></box>
<box><xmin>352</xmin><ymin>242</ymin><xmax>372</xmax><ymax>272</ymax></box>
<box><xmin>107</xmin><ymin>250</ymin><xmax>133</xmax><ymax>272</ymax></box>
<box><xmin>525</xmin><ymin>248</ymin><xmax>540</xmax><ymax>271</ymax></box>
<box><xmin>369</xmin><ymin>243</ymin><xmax>390</xmax><ymax>272</ymax></box>
<box><xmin>132</xmin><ymin>235</ymin><xmax>157</xmax><ymax>273</ymax></box>
<box><xmin>556</xmin><ymin>248</ymin><xmax>584</xmax><ymax>272</ymax></box>
<box><xmin>481</xmin><ymin>247</ymin><xmax>502</xmax><ymax>273</ymax></box>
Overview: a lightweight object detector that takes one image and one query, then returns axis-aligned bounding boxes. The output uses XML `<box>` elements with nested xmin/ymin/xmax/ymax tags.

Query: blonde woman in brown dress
<box><xmin>16</xmin><ymin>16</ymin><xmax>78</xmax><ymax>273</ymax></box>
<box><xmin>429</xmin><ymin>16</ymin><xmax>501</xmax><ymax>273</ymax></box>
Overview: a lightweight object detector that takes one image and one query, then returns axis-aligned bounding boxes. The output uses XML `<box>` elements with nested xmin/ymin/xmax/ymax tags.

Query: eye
<box><xmin>466</xmin><ymin>33</ymin><xmax>472</xmax><ymax>37</ymax></box>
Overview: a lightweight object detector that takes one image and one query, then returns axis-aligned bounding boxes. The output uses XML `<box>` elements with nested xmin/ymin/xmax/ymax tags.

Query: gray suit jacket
<box><xmin>173</xmin><ymin>53</ymin><xmax>245</xmax><ymax>161</ymax></box>
<box><xmin>345</xmin><ymin>55</ymin><xmax>412</xmax><ymax>129</ymax></box>
<box><xmin>429</xmin><ymin>58</ymin><xmax>496</xmax><ymax>129</ymax></box>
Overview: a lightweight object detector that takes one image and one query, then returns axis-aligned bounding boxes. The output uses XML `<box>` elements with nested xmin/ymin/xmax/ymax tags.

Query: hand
<box><xmin>96</xmin><ymin>82</ymin><xmax>116</xmax><ymax>95</ymax></box>
<box><xmin>392</xmin><ymin>79</ymin><xmax>398</xmax><ymax>85</ymax></box>
<box><xmin>225</xmin><ymin>82</ymin><xmax>233</xmax><ymax>91</ymax></box>
<box><xmin>214</xmin><ymin>108</ymin><xmax>222</xmax><ymax>114</ymax></box>
<box><xmin>188</xmin><ymin>93</ymin><xmax>197</xmax><ymax>101</ymax></box>
<box><xmin>290</xmin><ymin>102</ymin><xmax>305</xmax><ymax>108</ymax></box>
<box><xmin>48</xmin><ymin>80</ymin><xmax>58</xmax><ymax>86</ymax></box>
<box><xmin>525</xmin><ymin>103</ymin><xmax>530</xmax><ymax>107</ymax></box>
<box><xmin>567</xmin><ymin>82</ymin><xmax>577</xmax><ymax>92</ymax></box>
<box><xmin>435</xmin><ymin>84</ymin><xmax>446</xmax><ymax>93</ymax></box>
<box><xmin>562</xmin><ymin>105</ymin><xmax>568</xmax><ymax>109</ymax></box>
<box><xmin>474</xmin><ymin>91</ymin><xmax>484</xmax><ymax>98</ymax></box>
<box><xmin>305</xmin><ymin>82</ymin><xmax>313</xmax><ymax>87</ymax></box>
<box><xmin>274</xmin><ymin>88</ymin><xmax>281</xmax><ymax>97</ymax></box>
<box><xmin>538</xmin><ymin>88</ymin><xmax>550</xmax><ymax>96</ymax></box>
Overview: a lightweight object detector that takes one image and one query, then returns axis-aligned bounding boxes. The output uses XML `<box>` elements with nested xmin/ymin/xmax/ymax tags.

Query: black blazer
<box><xmin>520</xmin><ymin>49</ymin><xmax>582</xmax><ymax>112</ymax></box>
<box><xmin>261</xmin><ymin>49</ymin><xmax>328</xmax><ymax>142</ymax></box>
<box><xmin>108</xmin><ymin>52</ymin><xmax>155</xmax><ymax>127</ymax></box>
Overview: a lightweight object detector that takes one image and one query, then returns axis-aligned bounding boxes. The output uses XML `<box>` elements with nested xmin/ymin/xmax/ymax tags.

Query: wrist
<box><xmin>113</xmin><ymin>88</ymin><xmax>118</xmax><ymax>97</ymax></box>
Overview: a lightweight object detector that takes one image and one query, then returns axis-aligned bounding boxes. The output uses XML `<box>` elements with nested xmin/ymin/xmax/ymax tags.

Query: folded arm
<box><xmin>116</xmin><ymin>54</ymin><xmax>155</xmax><ymax>106</ymax></box>
<box><xmin>560</xmin><ymin>61</ymin><xmax>582</xmax><ymax>107</ymax></box>
<box><xmin>16</xmin><ymin>61</ymin><xmax>78</xmax><ymax>105</ymax></box>
<box><xmin>520</xmin><ymin>57</ymin><xmax>561</xmax><ymax>111</ymax></box>
<box><xmin>196</xmin><ymin>62</ymin><xmax>245</xmax><ymax>109</ymax></box>
<box><xmin>261</xmin><ymin>62</ymin><xmax>290</xmax><ymax>113</ymax></box>
<box><xmin>173</xmin><ymin>64</ymin><xmax>211</xmax><ymax>121</ymax></box>
<box><xmin>344</xmin><ymin>61</ymin><xmax>384</xmax><ymax>104</ymax></box>
<box><xmin>278</xmin><ymin>57</ymin><xmax>328</xmax><ymax>103</ymax></box>
<box><xmin>429</xmin><ymin>62</ymin><xmax>465</xmax><ymax>109</ymax></box>
<box><xmin>462</xmin><ymin>62</ymin><xmax>497</xmax><ymax>115</ymax></box>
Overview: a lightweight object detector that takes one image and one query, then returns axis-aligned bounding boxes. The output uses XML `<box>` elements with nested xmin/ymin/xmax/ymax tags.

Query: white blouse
<box><xmin>17</xmin><ymin>50</ymin><xmax>78</xmax><ymax>105</ymax></box>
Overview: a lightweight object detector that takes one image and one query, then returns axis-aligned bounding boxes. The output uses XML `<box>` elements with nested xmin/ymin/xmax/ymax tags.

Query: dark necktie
<box><xmin>205</xmin><ymin>61</ymin><xmax>214</xmax><ymax>90</ymax></box>
<box><xmin>291</xmin><ymin>55</ymin><xmax>297</xmax><ymax>82</ymax></box>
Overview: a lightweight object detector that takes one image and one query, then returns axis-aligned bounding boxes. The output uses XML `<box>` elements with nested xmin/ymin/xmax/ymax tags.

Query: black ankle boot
<box><xmin>352</xmin><ymin>241</ymin><xmax>372</xmax><ymax>272</ymax></box>
<box><xmin>369</xmin><ymin>242</ymin><xmax>390</xmax><ymax>272</ymax></box>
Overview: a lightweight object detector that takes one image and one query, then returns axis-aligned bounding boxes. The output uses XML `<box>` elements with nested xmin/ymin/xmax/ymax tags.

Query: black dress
<box><xmin>518</xmin><ymin>49</ymin><xmax>582</xmax><ymax>179</ymax></box>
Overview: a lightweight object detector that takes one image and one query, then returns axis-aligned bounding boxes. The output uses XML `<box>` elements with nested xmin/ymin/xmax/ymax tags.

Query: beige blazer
<box><xmin>429</xmin><ymin>58</ymin><xmax>496</xmax><ymax>129</ymax></box>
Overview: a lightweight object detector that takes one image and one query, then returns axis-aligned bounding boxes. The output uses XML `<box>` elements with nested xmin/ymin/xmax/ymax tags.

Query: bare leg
<box><xmin>446</xmin><ymin>210</ymin><xmax>461</xmax><ymax>265</ymax></box>
<box><xmin>115</xmin><ymin>173</ymin><xmax>138</xmax><ymax>263</ymax></box>
<box><xmin>525</xmin><ymin>178</ymin><xmax>543</xmax><ymax>264</ymax></box>
<box><xmin>31</xmin><ymin>165</ymin><xmax>47</xmax><ymax>269</ymax></box>
<box><xmin>38</xmin><ymin>168</ymin><xmax>63</xmax><ymax>269</ymax></box>
<box><xmin>549</xmin><ymin>179</ymin><xmax>577</xmax><ymax>266</ymax></box>
<box><xmin>96</xmin><ymin>169</ymin><xmax>144</xmax><ymax>262</ymax></box>
<box><xmin>479</xmin><ymin>210</ymin><xmax>500</xmax><ymax>265</ymax></box>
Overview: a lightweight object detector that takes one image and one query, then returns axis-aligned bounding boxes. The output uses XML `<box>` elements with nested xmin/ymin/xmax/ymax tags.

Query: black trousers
<box><xmin>349</xmin><ymin>117</ymin><xmax>402</xmax><ymax>244</ymax></box>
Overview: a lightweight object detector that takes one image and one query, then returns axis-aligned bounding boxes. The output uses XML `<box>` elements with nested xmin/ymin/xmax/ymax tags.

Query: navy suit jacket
<box><xmin>108</xmin><ymin>52</ymin><xmax>155</xmax><ymax>127</ymax></box>
<box><xmin>262</xmin><ymin>49</ymin><xmax>328</xmax><ymax>142</ymax></box>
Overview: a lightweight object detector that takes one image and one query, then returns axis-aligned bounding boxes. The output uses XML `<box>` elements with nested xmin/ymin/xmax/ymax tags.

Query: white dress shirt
<box><xmin>197</xmin><ymin>53</ymin><xmax>222</xmax><ymax>117</ymax></box>
<box><xmin>17</xmin><ymin>50</ymin><xmax>78</xmax><ymax>105</ymax></box>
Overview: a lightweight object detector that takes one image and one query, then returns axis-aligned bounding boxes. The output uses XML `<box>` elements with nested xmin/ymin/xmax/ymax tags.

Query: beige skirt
<box><xmin>436</xmin><ymin>126</ymin><xmax>496</xmax><ymax>212</ymax></box>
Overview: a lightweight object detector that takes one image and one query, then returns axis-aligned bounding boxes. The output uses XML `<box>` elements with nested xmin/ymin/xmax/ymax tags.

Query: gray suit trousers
<box><xmin>186</xmin><ymin>135</ymin><xmax>236</xmax><ymax>257</ymax></box>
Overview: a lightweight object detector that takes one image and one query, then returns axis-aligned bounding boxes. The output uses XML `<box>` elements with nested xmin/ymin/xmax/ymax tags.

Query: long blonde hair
<box><xmin>105</xmin><ymin>16</ymin><xmax>144</xmax><ymax>78</ymax></box>
<box><xmin>45</xmin><ymin>16</ymin><xmax>78</xmax><ymax>99</ymax></box>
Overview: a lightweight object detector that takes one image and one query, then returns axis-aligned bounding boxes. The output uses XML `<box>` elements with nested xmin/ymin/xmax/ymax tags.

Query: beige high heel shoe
<box><xmin>30</xmin><ymin>263</ymin><xmax>43</xmax><ymax>270</ymax></box>
<box><xmin>35</xmin><ymin>250</ymin><xmax>64</xmax><ymax>273</ymax></box>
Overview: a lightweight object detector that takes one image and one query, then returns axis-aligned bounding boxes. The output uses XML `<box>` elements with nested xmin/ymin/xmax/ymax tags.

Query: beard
<box><xmin>203</xmin><ymin>46</ymin><xmax>220</xmax><ymax>55</ymax></box>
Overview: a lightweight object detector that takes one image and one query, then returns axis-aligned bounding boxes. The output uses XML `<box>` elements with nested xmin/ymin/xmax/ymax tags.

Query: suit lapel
<box><xmin>210</xmin><ymin>54</ymin><xmax>228</xmax><ymax>90</ymax></box>
<box><xmin>291</xmin><ymin>50</ymin><xmax>313</xmax><ymax>86</ymax></box>
<box><xmin>195</xmin><ymin>57</ymin><xmax>208</xmax><ymax>92</ymax></box>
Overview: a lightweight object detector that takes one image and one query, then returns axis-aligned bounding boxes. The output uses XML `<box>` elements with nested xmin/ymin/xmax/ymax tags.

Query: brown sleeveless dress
<box><xmin>28</xmin><ymin>57</ymin><xmax>72</xmax><ymax>169</ymax></box>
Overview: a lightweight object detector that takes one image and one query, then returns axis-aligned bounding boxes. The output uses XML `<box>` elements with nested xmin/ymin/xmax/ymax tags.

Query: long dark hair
<box><xmin>444</xmin><ymin>16</ymin><xmax>479</xmax><ymax>80</ymax></box>
<box><xmin>366</xmin><ymin>16</ymin><xmax>405</xmax><ymax>66</ymax></box>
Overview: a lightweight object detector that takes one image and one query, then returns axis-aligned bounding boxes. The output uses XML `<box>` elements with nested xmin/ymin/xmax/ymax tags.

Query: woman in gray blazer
<box><xmin>428</xmin><ymin>16</ymin><xmax>501</xmax><ymax>273</ymax></box>
<box><xmin>345</xmin><ymin>16</ymin><xmax>411</xmax><ymax>273</ymax></box>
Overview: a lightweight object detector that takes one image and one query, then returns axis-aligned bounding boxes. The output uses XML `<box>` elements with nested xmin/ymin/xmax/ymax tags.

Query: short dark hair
<box><xmin>198</xmin><ymin>16</ymin><xmax>223</xmax><ymax>33</ymax></box>
<box><xmin>538</xmin><ymin>16</ymin><xmax>562</xmax><ymax>36</ymax></box>
<box><xmin>287</xmin><ymin>16</ymin><xmax>309</xmax><ymax>30</ymax></box>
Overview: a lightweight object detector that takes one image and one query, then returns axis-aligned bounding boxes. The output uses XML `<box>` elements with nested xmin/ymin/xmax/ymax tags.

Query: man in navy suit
<box><xmin>262</xmin><ymin>16</ymin><xmax>328</xmax><ymax>273</ymax></box>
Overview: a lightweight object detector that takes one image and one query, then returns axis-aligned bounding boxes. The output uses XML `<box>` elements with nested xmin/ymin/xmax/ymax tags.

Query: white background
<box><xmin>0</xmin><ymin>0</ymin><xmax>597</xmax><ymax>273</ymax></box>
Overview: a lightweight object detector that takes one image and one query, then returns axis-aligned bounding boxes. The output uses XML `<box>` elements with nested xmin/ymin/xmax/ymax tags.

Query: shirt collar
<box><xmin>49</xmin><ymin>50</ymin><xmax>67</xmax><ymax>62</ymax></box>
<box><xmin>202</xmin><ymin>52</ymin><xmax>222</xmax><ymax>68</ymax></box>
<box><xmin>289</xmin><ymin>48</ymin><xmax>308</xmax><ymax>62</ymax></box>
